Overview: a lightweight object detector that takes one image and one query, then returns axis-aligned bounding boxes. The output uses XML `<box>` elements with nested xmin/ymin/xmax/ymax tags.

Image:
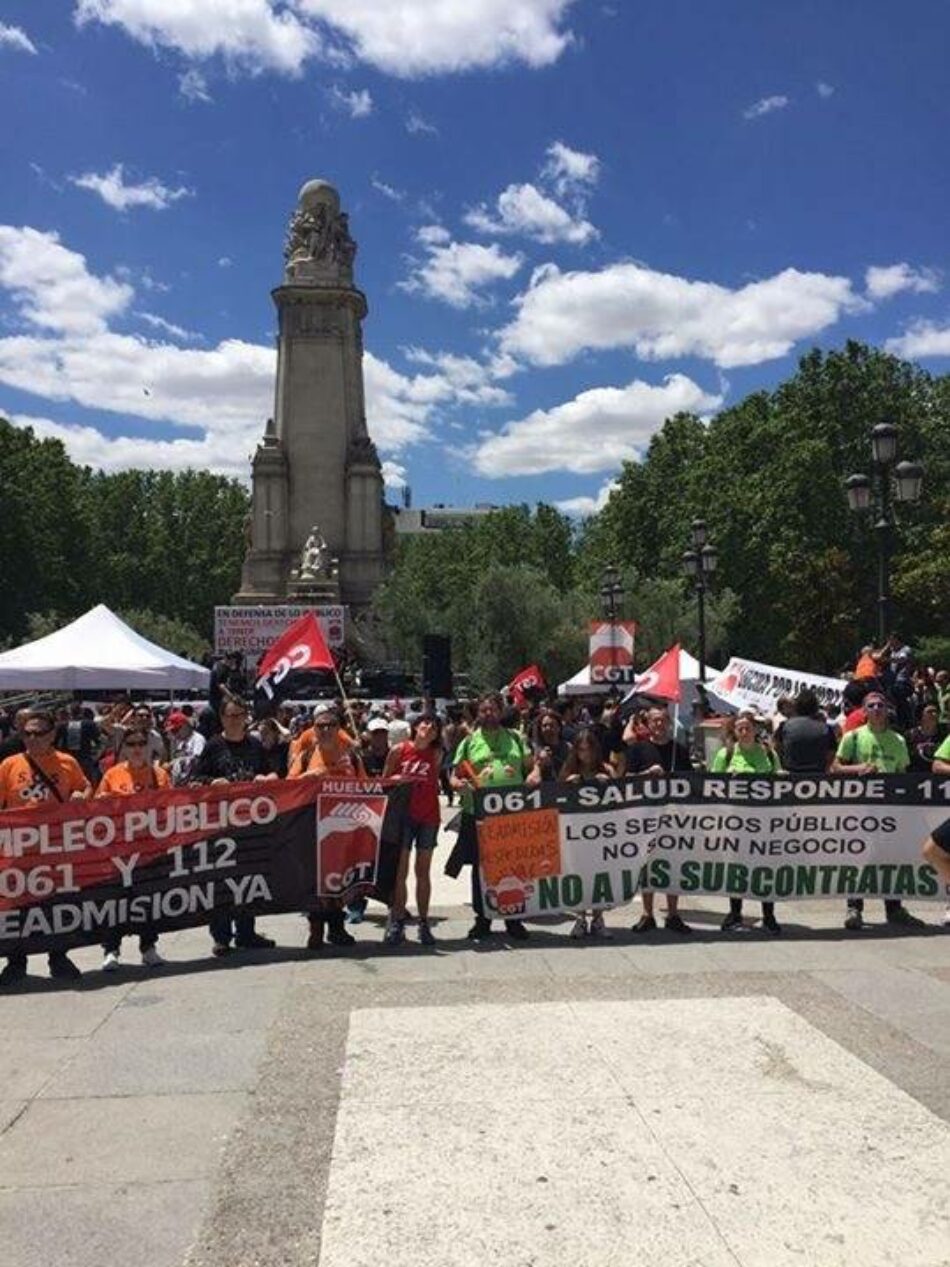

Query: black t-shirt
<box><xmin>56</xmin><ymin>718</ymin><xmax>100</xmax><ymax>760</ymax></box>
<box><xmin>259</xmin><ymin>741</ymin><xmax>289</xmax><ymax>779</ymax></box>
<box><xmin>194</xmin><ymin>734</ymin><xmax>267</xmax><ymax>783</ymax></box>
<box><xmin>625</xmin><ymin>738</ymin><xmax>691</xmax><ymax>774</ymax></box>
<box><xmin>0</xmin><ymin>733</ymin><xmax>25</xmax><ymax>762</ymax></box>
<box><xmin>777</xmin><ymin>716</ymin><xmax>835</xmax><ymax>773</ymax></box>
<box><xmin>362</xmin><ymin>748</ymin><xmax>389</xmax><ymax>777</ymax></box>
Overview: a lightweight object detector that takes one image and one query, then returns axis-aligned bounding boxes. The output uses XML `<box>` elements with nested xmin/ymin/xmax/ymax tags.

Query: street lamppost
<box><xmin>600</xmin><ymin>564</ymin><xmax>624</xmax><ymax>676</ymax></box>
<box><xmin>682</xmin><ymin>519</ymin><xmax>717</xmax><ymax>684</ymax></box>
<box><xmin>845</xmin><ymin>423</ymin><xmax>924</xmax><ymax>646</ymax></box>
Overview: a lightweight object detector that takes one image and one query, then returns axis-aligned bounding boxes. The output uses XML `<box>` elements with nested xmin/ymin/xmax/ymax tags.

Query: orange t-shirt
<box><xmin>0</xmin><ymin>750</ymin><xmax>90</xmax><ymax>810</ymax></box>
<box><xmin>289</xmin><ymin>734</ymin><xmax>363</xmax><ymax>779</ymax></box>
<box><xmin>96</xmin><ymin>761</ymin><xmax>171</xmax><ymax>797</ymax></box>
<box><xmin>854</xmin><ymin>654</ymin><xmax>878</xmax><ymax>679</ymax></box>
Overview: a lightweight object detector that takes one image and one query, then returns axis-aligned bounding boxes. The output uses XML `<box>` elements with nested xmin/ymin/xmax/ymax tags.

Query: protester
<box><xmin>440</xmin><ymin>707</ymin><xmax>467</xmax><ymax>805</ymax></box>
<box><xmin>527</xmin><ymin>709</ymin><xmax>570</xmax><ymax>784</ymax></box>
<box><xmin>288</xmin><ymin>704</ymin><xmax>363</xmax><ymax>951</ymax></box>
<box><xmin>0</xmin><ymin>709</ymin><xmax>91</xmax><ymax>984</ymax></box>
<box><xmin>921</xmin><ymin>819</ymin><xmax>950</xmax><ymax>887</ymax></box>
<box><xmin>560</xmin><ymin>728</ymin><xmax>614</xmax><ymax>939</ymax></box>
<box><xmin>776</xmin><ymin>688</ymin><xmax>836</xmax><ymax>775</ymax></box>
<box><xmin>447</xmin><ymin>691</ymin><xmax>534</xmax><ymax>941</ymax></box>
<box><xmin>256</xmin><ymin>716</ymin><xmax>289</xmax><ymax>778</ymax></box>
<box><xmin>712</xmin><ymin>713</ymin><xmax>781</xmax><ymax>934</ymax></box>
<box><xmin>96</xmin><ymin>726</ymin><xmax>170</xmax><ymax>970</ymax></box>
<box><xmin>56</xmin><ymin>701</ymin><xmax>102</xmax><ymax>783</ymax></box>
<box><xmin>623</xmin><ymin>706</ymin><xmax>693</xmax><ymax>934</ymax></box>
<box><xmin>105</xmin><ymin>703</ymin><xmax>166</xmax><ymax>765</ymax></box>
<box><xmin>934</xmin><ymin>732</ymin><xmax>950</xmax><ymax>775</ymax></box>
<box><xmin>0</xmin><ymin>707</ymin><xmax>30</xmax><ymax>761</ymax></box>
<box><xmin>166</xmin><ymin>710</ymin><xmax>206</xmax><ymax>786</ymax></box>
<box><xmin>907</xmin><ymin>704</ymin><xmax>947</xmax><ymax>772</ymax></box>
<box><xmin>361</xmin><ymin>717</ymin><xmax>391</xmax><ymax>776</ymax></box>
<box><xmin>193</xmin><ymin>698</ymin><xmax>278</xmax><ymax>955</ymax></box>
<box><xmin>382</xmin><ymin>713</ymin><xmax>443</xmax><ymax>946</ymax></box>
<box><xmin>832</xmin><ymin>691</ymin><xmax>924</xmax><ymax>930</ymax></box>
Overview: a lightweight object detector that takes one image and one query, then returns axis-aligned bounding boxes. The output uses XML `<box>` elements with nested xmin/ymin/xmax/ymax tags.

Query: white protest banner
<box><xmin>215</xmin><ymin>605</ymin><xmax>345</xmax><ymax>653</ymax></box>
<box><xmin>475</xmin><ymin>774</ymin><xmax>949</xmax><ymax>919</ymax></box>
<box><xmin>709</xmin><ymin>655</ymin><xmax>847</xmax><ymax>715</ymax></box>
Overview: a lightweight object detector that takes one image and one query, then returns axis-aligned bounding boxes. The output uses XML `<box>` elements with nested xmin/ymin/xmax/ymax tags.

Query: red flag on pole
<box><xmin>634</xmin><ymin>644</ymin><xmax>681</xmax><ymax>702</ymax></box>
<box><xmin>254</xmin><ymin>612</ymin><xmax>335</xmax><ymax>710</ymax></box>
<box><xmin>507</xmin><ymin>664</ymin><xmax>547</xmax><ymax>707</ymax></box>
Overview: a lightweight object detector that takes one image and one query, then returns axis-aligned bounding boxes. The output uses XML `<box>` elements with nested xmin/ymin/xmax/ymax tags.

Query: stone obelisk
<box><xmin>235</xmin><ymin>179</ymin><xmax>387</xmax><ymax>610</ymax></box>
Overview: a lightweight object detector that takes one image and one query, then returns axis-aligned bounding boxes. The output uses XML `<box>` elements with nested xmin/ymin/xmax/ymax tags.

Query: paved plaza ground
<box><xmin>2</xmin><ymin>812</ymin><xmax>950</xmax><ymax>1267</ymax></box>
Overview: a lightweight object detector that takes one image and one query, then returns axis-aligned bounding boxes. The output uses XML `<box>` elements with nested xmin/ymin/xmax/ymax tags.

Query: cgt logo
<box><xmin>484</xmin><ymin>875</ymin><xmax>535</xmax><ymax>917</ymax></box>
<box><xmin>316</xmin><ymin>794</ymin><xmax>386</xmax><ymax>898</ymax></box>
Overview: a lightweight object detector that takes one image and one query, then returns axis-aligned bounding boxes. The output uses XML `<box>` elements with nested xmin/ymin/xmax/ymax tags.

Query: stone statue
<box><xmin>284</xmin><ymin>205</ymin><xmax>356</xmax><ymax>269</ymax></box>
<box><xmin>299</xmin><ymin>525</ymin><xmax>329</xmax><ymax>579</ymax></box>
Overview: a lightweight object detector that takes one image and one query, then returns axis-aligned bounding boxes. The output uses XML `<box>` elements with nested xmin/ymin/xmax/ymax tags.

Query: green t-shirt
<box><xmin>836</xmin><ymin>725</ymin><xmax>909</xmax><ymax>773</ymax></box>
<box><xmin>711</xmin><ymin>744</ymin><xmax>776</xmax><ymax>775</ymax></box>
<box><xmin>453</xmin><ymin>727</ymin><xmax>529</xmax><ymax>813</ymax></box>
<box><xmin>933</xmin><ymin>733</ymin><xmax>950</xmax><ymax>762</ymax></box>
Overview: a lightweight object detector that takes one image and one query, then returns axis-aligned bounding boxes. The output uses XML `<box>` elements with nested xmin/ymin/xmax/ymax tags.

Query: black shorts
<box><xmin>932</xmin><ymin>818</ymin><xmax>950</xmax><ymax>855</ymax></box>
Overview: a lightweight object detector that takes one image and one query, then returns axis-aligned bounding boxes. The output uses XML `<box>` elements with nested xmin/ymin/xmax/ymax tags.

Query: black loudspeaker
<box><xmin>422</xmin><ymin>634</ymin><xmax>453</xmax><ymax>698</ymax></box>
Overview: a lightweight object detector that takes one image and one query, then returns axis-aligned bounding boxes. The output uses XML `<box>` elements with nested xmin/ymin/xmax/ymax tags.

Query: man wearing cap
<box><xmin>166</xmin><ymin>710</ymin><xmax>206</xmax><ymax>786</ymax></box>
<box><xmin>833</xmin><ymin>691</ymin><xmax>924</xmax><ymax>931</ymax></box>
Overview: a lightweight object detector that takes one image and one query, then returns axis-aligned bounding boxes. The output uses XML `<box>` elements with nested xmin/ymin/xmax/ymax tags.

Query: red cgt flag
<box><xmin>507</xmin><ymin>664</ymin><xmax>547</xmax><ymax>707</ymax></box>
<box><xmin>634</xmin><ymin>644</ymin><xmax>681</xmax><ymax>702</ymax></box>
<box><xmin>254</xmin><ymin>612</ymin><xmax>335</xmax><ymax>709</ymax></box>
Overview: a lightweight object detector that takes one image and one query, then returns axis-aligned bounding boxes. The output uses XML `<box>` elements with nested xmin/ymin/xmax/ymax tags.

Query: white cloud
<box><xmin>295</xmin><ymin>0</ymin><xmax>576</xmax><ymax>76</ymax></box>
<box><xmin>75</xmin><ymin>0</ymin><xmax>576</xmax><ymax>77</ymax></box>
<box><xmin>381</xmin><ymin>459</ymin><xmax>408</xmax><ymax>489</ymax></box>
<box><xmin>371</xmin><ymin>177</ymin><xmax>404</xmax><ymax>202</ymax></box>
<box><xmin>218</xmin><ymin>256</ymin><xmax>232</xmax><ymax>268</ymax></box>
<box><xmin>542</xmin><ymin>139</ymin><xmax>599</xmax><ymax>197</ymax></box>
<box><xmin>465</xmin><ymin>183</ymin><xmax>597</xmax><ymax>245</ymax></box>
<box><xmin>328</xmin><ymin>84</ymin><xmax>373</xmax><ymax>117</ymax></box>
<box><xmin>70</xmin><ymin>163</ymin><xmax>193</xmax><ymax>212</ymax></box>
<box><xmin>0</xmin><ymin>23</ymin><xmax>37</xmax><ymax>54</ymax></box>
<box><xmin>816</xmin><ymin>81</ymin><xmax>835</xmax><ymax>99</ymax></box>
<box><xmin>178</xmin><ymin>67</ymin><xmax>212</xmax><ymax>103</ymax></box>
<box><xmin>500</xmin><ymin>260</ymin><xmax>867</xmax><ymax>369</ymax></box>
<box><xmin>743</xmin><ymin>94</ymin><xmax>789</xmax><ymax>120</ymax></box>
<box><xmin>0</xmin><ymin>223</ymin><xmax>514</xmax><ymax>476</ymax></box>
<box><xmin>865</xmin><ymin>263</ymin><xmax>940</xmax><ymax>301</ymax></box>
<box><xmin>884</xmin><ymin>321</ymin><xmax>950</xmax><ymax>359</ymax></box>
<box><xmin>406</xmin><ymin>110</ymin><xmax>438</xmax><ymax>135</ymax></box>
<box><xmin>402</xmin><ymin>347</ymin><xmax>513</xmax><ymax>405</ymax></box>
<box><xmin>0</xmin><ymin>226</ymin><xmax>133</xmax><ymax>335</ymax></box>
<box><xmin>74</xmin><ymin>0</ymin><xmax>322</xmax><ymax>75</ymax></box>
<box><xmin>556</xmin><ymin>478</ymin><xmax>619</xmax><ymax>517</ymax></box>
<box><xmin>135</xmin><ymin>311</ymin><xmax>201</xmax><ymax>342</ymax></box>
<box><xmin>473</xmin><ymin>374</ymin><xmax>723</xmax><ymax>476</ymax></box>
<box><xmin>401</xmin><ymin>226</ymin><xmax>523</xmax><ymax>308</ymax></box>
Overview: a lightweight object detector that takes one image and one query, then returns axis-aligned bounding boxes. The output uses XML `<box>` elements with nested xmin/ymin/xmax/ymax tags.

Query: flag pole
<box><xmin>331</xmin><ymin>661</ymin><xmax>362</xmax><ymax>743</ymax></box>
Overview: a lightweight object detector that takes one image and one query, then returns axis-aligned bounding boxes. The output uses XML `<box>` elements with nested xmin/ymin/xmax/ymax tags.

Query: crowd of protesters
<box><xmin>0</xmin><ymin>628</ymin><xmax>948</xmax><ymax>985</ymax></box>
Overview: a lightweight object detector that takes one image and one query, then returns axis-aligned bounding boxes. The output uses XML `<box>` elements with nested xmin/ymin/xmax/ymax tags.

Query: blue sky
<box><xmin>1</xmin><ymin>1</ymin><xmax>948</xmax><ymax>515</ymax></box>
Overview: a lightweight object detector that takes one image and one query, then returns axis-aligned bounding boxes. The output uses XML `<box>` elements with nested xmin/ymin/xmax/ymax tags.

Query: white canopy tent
<box><xmin>0</xmin><ymin>605</ymin><xmax>211</xmax><ymax>691</ymax></box>
<box><xmin>557</xmin><ymin>649</ymin><xmax>720</xmax><ymax>701</ymax></box>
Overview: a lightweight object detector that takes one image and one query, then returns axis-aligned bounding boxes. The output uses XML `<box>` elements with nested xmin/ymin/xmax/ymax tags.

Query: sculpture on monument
<box><xmin>234</xmin><ymin>179</ymin><xmax>389</xmax><ymax>612</ymax></box>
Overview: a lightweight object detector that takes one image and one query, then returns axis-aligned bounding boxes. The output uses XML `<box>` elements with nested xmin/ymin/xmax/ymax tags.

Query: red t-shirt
<box><xmin>842</xmin><ymin>707</ymin><xmax>867</xmax><ymax>733</ymax></box>
<box><xmin>392</xmin><ymin>741</ymin><xmax>441</xmax><ymax>825</ymax></box>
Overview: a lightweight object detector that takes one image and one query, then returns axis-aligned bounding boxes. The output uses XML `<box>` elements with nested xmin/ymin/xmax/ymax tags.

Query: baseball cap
<box><xmin>312</xmin><ymin>702</ymin><xmax>338</xmax><ymax>722</ymax></box>
<box><xmin>165</xmin><ymin>710</ymin><xmax>189</xmax><ymax>731</ymax></box>
<box><xmin>367</xmin><ymin>717</ymin><xmax>389</xmax><ymax>733</ymax></box>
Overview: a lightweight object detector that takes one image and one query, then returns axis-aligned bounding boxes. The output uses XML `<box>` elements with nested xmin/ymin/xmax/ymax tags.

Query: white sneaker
<box><xmin>141</xmin><ymin>946</ymin><xmax>165</xmax><ymax>968</ymax></box>
<box><xmin>943</xmin><ymin>905</ymin><xmax>950</xmax><ymax>928</ymax></box>
<box><xmin>102</xmin><ymin>951</ymin><xmax>121</xmax><ymax>972</ymax></box>
<box><xmin>569</xmin><ymin>915</ymin><xmax>588</xmax><ymax>939</ymax></box>
<box><xmin>588</xmin><ymin>911</ymin><xmax>613</xmax><ymax>939</ymax></box>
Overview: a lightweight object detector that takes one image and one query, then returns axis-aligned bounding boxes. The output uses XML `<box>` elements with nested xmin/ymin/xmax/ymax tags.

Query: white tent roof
<box><xmin>0</xmin><ymin>605</ymin><xmax>211</xmax><ymax>691</ymax></box>
<box><xmin>557</xmin><ymin>648</ymin><xmax>719</xmax><ymax>698</ymax></box>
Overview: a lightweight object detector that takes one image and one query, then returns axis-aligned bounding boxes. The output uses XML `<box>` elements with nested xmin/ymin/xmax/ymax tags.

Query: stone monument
<box><xmin>235</xmin><ymin>179</ymin><xmax>387</xmax><ymax>610</ymax></box>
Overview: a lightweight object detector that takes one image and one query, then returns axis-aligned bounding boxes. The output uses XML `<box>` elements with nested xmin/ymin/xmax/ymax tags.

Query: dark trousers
<box><xmin>103</xmin><ymin>928</ymin><xmax>157</xmax><ymax>954</ymax></box>
<box><xmin>848</xmin><ymin>898</ymin><xmax>901</xmax><ymax>916</ymax></box>
<box><xmin>470</xmin><ymin>866</ymin><xmax>485</xmax><ymax>917</ymax></box>
<box><xmin>5</xmin><ymin>951</ymin><xmax>65</xmax><ymax>969</ymax></box>
<box><xmin>730</xmin><ymin>898</ymin><xmax>775</xmax><ymax>918</ymax></box>
<box><xmin>209</xmin><ymin>911</ymin><xmax>256</xmax><ymax>946</ymax></box>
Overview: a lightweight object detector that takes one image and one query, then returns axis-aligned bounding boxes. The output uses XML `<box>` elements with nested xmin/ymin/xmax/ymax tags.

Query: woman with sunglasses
<box><xmin>559</xmin><ymin>728</ymin><xmax>615</xmax><ymax>940</ymax></box>
<box><xmin>96</xmin><ymin>726</ymin><xmax>171</xmax><ymax>970</ymax></box>
<box><xmin>0</xmin><ymin>709</ymin><xmax>91</xmax><ymax>985</ymax></box>
<box><xmin>712</xmin><ymin>712</ymin><xmax>781</xmax><ymax>934</ymax></box>
<box><xmin>382</xmin><ymin>713</ymin><xmax>443</xmax><ymax>947</ymax></box>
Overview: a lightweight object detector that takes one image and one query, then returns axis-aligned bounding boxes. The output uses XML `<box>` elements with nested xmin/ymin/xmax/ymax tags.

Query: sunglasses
<box><xmin>24</xmin><ymin>729</ymin><xmax>53</xmax><ymax>738</ymax></box>
<box><xmin>124</xmin><ymin>739</ymin><xmax>148</xmax><ymax>748</ymax></box>
<box><xmin>315</xmin><ymin>722</ymin><xmax>336</xmax><ymax>731</ymax></box>
<box><xmin>865</xmin><ymin>703</ymin><xmax>886</xmax><ymax>711</ymax></box>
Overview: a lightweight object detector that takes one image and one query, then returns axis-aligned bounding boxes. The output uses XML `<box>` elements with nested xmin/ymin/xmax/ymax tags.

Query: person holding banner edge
<box><xmin>832</xmin><ymin>691</ymin><xmax>925</xmax><ymax>931</ymax></box>
<box><xmin>447</xmin><ymin>692</ymin><xmax>534</xmax><ymax>942</ymax></box>
<box><xmin>0</xmin><ymin>709</ymin><xmax>91</xmax><ymax>985</ymax></box>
